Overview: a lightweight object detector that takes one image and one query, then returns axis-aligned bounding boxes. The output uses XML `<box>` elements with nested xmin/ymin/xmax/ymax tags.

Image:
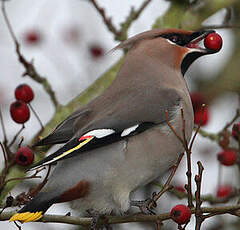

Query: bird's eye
<box><xmin>170</xmin><ymin>35</ymin><xmax>179</xmax><ymax>43</ymax></box>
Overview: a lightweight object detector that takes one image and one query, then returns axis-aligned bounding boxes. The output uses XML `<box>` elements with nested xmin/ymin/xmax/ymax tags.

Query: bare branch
<box><xmin>0</xmin><ymin>107</ymin><xmax>7</xmax><ymax>144</ymax></box>
<box><xmin>148</xmin><ymin>153</ymin><xmax>184</xmax><ymax>209</ymax></box>
<box><xmin>28</xmin><ymin>104</ymin><xmax>44</xmax><ymax>130</ymax></box>
<box><xmin>88</xmin><ymin>0</ymin><xmax>152</xmax><ymax>41</ymax></box>
<box><xmin>7</xmin><ymin>125</ymin><xmax>25</xmax><ymax>149</ymax></box>
<box><xmin>189</xmin><ymin>105</ymin><xmax>206</xmax><ymax>151</ymax></box>
<box><xmin>119</xmin><ymin>0</ymin><xmax>152</xmax><ymax>40</ymax></box>
<box><xmin>88</xmin><ymin>0</ymin><xmax>120</xmax><ymax>38</ymax></box>
<box><xmin>1</xmin><ymin>205</ymin><xmax>240</xmax><ymax>226</ymax></box>
<box><xmin>201</xmin><ymin>24</ymin><xmax>240</xmax><ymax>30</ymax></box>
<box><xmin>195</xmin><ymin>162</ymin><xmax>204</xmax><ymax>230</ymax></box>
<box><xmin>0</xmin><ymin>141</ymin><xmax>8</xmax><ymax>169</ymax></box>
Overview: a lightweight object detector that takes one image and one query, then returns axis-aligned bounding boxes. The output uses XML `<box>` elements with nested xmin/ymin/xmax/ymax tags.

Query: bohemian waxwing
<box><xmin>10</xmin><ymin>28</ymin><xmax>220</xmax><ymax>223</ymax></box>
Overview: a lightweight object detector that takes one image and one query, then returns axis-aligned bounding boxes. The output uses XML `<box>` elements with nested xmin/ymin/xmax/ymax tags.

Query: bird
<box><xmin>10</xmin><ymin>28</ymin><xmax>219</xmax><ymax>224</ymax></box>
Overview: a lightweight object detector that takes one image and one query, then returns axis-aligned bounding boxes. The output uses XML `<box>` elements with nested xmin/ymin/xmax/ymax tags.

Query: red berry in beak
<box><xmin>10</xmin><ymin>101</ymin><xmax>30</xmax><ymax>124</ymax></box>
<box><xmin>15</xmin><ymin>146</ymin><xmax>34</xmax><ymax>166</ymax></box>
<box><xmin>171</xmin><ymin>204</ymin><xmax>191</xmax><ymax>225</ymax></box>
<box><xmin>204</xmin><ymin>33</ymin><xmax>223</xmax><ymax>51</ymax></box>
<box><xmin>15</xmin><ymin>84</ymin><xmax>34</xmax><ymax>103</ymax></box>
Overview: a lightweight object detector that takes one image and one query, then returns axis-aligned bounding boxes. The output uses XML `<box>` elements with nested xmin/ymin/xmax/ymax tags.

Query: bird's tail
<box><xmin>9</xmin><ymin>192</ymin><xmax>57</xmax><ymax>223</ymax></box>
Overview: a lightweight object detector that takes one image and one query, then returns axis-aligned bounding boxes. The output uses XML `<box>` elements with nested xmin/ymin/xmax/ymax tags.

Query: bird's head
<box><xmin>115</xmin><ymin>29</ymin><xmax>221</xmax><ymax>76</ymax></box>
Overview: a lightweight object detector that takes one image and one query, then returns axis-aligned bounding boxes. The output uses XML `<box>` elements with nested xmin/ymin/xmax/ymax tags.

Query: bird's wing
<box><xmin>34</xmin><ymin>109</ymin><xmax>91</xmax><ymax>146</ymax></box>
<box><xmin>30</xmin><ymin>87</ymin><xmax>182</xmax><ymax>170</ymax></box>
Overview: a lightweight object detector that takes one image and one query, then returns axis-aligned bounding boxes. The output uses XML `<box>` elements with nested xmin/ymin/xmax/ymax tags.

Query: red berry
<box><xmin>204</xmin><ymin>33</ymin><xmax>223</xmax><ymax>51</ymax></box>
<box><xmin>232</xmin><ymin>123</ymin><xmax>240</xmax><ymax>141</ymax></box>
<box><xmin>15</xmin><ymin>84</ymin><xmax>34</xmax><ymax>103</ymax></box>
<box><xmin>171</xmin><ymin>204</ymin><xmax>191</xmax><ymax>225</ymax></box>
<box><xmin>63</xmin><ymin>26</ymin><xmax>80</xmax><ymax>44</ymax></box>
<box><xmin>216</xmin><ymin>185</ymin><xmax>233</xmax><ymax>198</ymax></box>
<box><xmin>89</xmin><ymin>44</ymin><xmax>104</xmax><ymax>58</ymax></box>
<box><xmin>190</xmin><ymin>92</ymin><xmax>206</xmax><ymax>112</ymax></box>
<box><xmin>10</xmin><ymin>101</ymin><xmax>30</xmax><ymax>124</ymax></box>
<box><xmin>15</xmin><ymin>146</ymin><xmax>34</xmax><ymax>166</ymax></box>
<box><xmin>217</xmin><ymin>149</ymin><xmax>237</xmax><ymax>166</ymax></box>
<box><xmin>24</xmin><ymin>30</ymin><xmax>41</xmax><ymax>45</ymax></box>
<box><xmin>194</xmin><ymin>107</ymin><xmax>209</xmax><ymax>126</ymax></box>
<box><xmin>175</xmin><ymin>185</ymin><xmax>186</xmax><ymax>193</ymax></box>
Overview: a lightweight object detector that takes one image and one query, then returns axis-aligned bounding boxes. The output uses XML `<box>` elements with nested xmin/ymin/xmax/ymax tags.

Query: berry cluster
<box><xmin>10</xmin><ymin>84</ymin><xmax>35</xmax><ymax>166</ymax></box>
<box><xmin>10</xmin><ymin>84</ymin><xmax>34</xmax><ymax>124</ymax></box>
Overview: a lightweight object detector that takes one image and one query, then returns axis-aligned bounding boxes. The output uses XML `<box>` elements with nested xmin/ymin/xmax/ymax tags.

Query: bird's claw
<box><xmin>86</xmin><ymin>209</ymin><xmax>111</xmax><ymax>230</ymax></box>
<box><xmin>130</xmin><ymin>192</ymin><xmax>158</xmax><ymax>215</ymax></box>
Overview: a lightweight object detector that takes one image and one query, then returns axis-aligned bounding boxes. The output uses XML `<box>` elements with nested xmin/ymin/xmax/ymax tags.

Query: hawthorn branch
<box><xmin>88</xmin><ymin>0</ymin><xmax>152</xmax><ymax>41</ymax></box>
<box><xmin>7</xmin><ymin>125</ymin><xmax>25</xmax><ymax>149</ymax></box>
<box><xmin>119</xmin><ymin>0</ymin><xmax>152</xmax><ymax>41</ymax></box>
<box><xmin>88</xmin><ymin>0</ymin><xmax>120</xmax><ymax>38</ymax></box>
<box><xmin>148</xmin><ymin>152</ymin><xmax>184</xmax><ymax>210</ymax></box>
<box><xmin>1</xmin><ymin>1</ymin><xmax>59</xmax><ymax>108</ymax></box>
<box><xmin>1</xmin><ymin>205</ymin><xmax>240</xmax><ymax>226</ymax></box>
<box><xmin>0</xmin><ymin>107</ymin><xmax>7</xmax><ymax>144</ymax></box>
<box><xmin>195</xmin><ymin>162</ymin><xmax>204</xmax><ymax>230</ymax></box>
<box><xmin>201</xmin><ymin>24</ymin><xmax>240</xmax><ymax>30</ymax></box>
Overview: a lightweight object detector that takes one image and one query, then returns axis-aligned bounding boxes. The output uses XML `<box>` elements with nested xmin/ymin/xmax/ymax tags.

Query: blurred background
<box><xmin>0</xmin><ymin>0</ymin><xmax>240</xmax><ymax>229</ymax></box>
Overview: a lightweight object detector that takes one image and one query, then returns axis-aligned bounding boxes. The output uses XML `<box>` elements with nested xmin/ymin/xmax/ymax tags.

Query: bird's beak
<box><xmin>185</xmin><ymin>30</ymin><xmax>217</xmax><ymax>54</ymax></box>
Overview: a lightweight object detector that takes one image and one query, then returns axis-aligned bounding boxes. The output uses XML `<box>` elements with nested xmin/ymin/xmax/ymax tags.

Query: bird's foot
<box><xmin>130</xmin><ymin>192</ymin><xmax>157</xmax><ymax>215</ymax></box>
<box><xmin>86</xmin><ymin>209</ymin><xmax>111</xmax><ymax>230</ymax></box>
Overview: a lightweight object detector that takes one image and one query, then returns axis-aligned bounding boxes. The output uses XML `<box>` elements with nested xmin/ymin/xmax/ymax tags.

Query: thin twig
<box><xmin>29</xmin><ymin>165</ymin><xmax>51</xmax><ymax>198</ymax></box>
<box><xmin>119</xmin><ymin>0</ymin><xmax>152</xmax><ymax>40</ymax></box>
<box><xmin>165</xmin><ymin>110</ymin><xmax>184</xmax><ymax>145</ymax></box>
<box><xmin>29</xmin><ymin>103</ymin><xmax>44</xmax><ymax>130</ymax></box>
<box><xmin>88</xmin><ymin>0</ymin><xmax>152</xmax><ymax>41</ymax></box>
<box><xmin>180</xmin><ymin>109</ymin><xmax>188</xmax><ymax>149</ymax></box>
<box><xmin>221</xmin><ymin>109</ymin><xmax>240</xmax><ymax>132</ymax></box>
<box><xmin>201</xmin><ymin>24</ymin><xmax>240</xmax><ymax>30</ymax></box>
<box><xmin>0</xmin><ymin>107</ymin><xmax>7</xmax><ymax>144</ymax></box>
<box><xmin>148</xmin><ymin>153</ymin><xmax>184</xmax><ymax>209</ymax></box>
<box><xmin>3</xmin><ymin>168</ymin><xmax>43</xmax><ymax>187</ymax></box>
<box><xmin>88</xmin><ymin>0</ymin><xmax>120</xmax><ymax>38</ymax></box>
<box><xmin>5</xmin><ymin>175</ymin><xmax>41</xmax><ymax>184</ymax></box>
<box><xmin>0</xmin><ymin>141</ymin><xmax>8</xmax><ymax>169</ymax></box>
<box><xmin>7</xmin><ymin>124</ymin><xmax>25</xmax><ymax>149</ymax></box>
<box><xmin>13</xmin><ymin>221</ymin><xmax>22</xmax><ymax>230</ymax></box>
<box><xmin>189</xmin><ymin>105</ymin><xmax>206</xmax><ymax>151</ymax></box>
<box><xmin>1</xmin><ymin>1</ymin><xmax>59</xmax><ymax>108</ymax></box>
<box><xmin>195</xmin><ymin>161</ymin><xmax>204</xmax><ymax>230</ymax></box>
<box><xmin>180</xmin><ymin>109</ymin><xmax>194</xmax><ymax>208</ymax></box>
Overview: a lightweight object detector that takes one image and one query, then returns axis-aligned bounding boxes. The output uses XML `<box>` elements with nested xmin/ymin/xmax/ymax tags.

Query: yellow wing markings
<box><xmin>42</xmin><ymin>136</ymin><xmax>94</xmax><ymax>165</ymax></box>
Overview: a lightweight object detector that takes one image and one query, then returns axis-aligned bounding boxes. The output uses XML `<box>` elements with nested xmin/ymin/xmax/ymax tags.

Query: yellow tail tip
<box><xmin>9</xmin><ymin>211</ymin><xmax>43</xmax><ymax>223</ymax></box>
